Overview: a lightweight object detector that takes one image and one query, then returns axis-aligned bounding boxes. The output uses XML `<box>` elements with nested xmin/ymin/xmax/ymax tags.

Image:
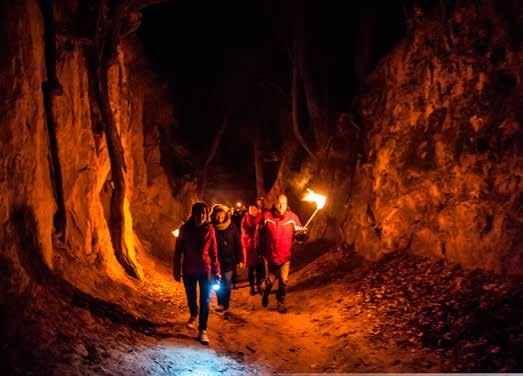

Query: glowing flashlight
<box><xmin>212</xmin><ymin>282</ymin><xmax>220</xmax><ymax>291</ymax></box>
<box><xmin>172</xmin><ymin>228</ymin><xmax>180</xmax><ymax>238</ymax></box>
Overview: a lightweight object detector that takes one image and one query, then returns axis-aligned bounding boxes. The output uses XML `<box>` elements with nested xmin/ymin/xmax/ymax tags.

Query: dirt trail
<box><xmin>8</xmin><ymin>244</ymin><xmax>519</xmax><ymax>374</ymax></box>
<box><xmin>135</xmin><ymin>242</ymin><xmax>522</xmax><ymax>373</ymax></box>
<box><xmin>140</xmin><ymin>247</ymin><xmax>443</xmax><ymax>374</ymax></box>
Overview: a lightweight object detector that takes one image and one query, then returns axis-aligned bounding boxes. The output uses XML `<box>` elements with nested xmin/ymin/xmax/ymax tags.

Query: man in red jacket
<box><xmin>173</xmin><ymin>202</ymin><xmax>221</xmax><ymax>345</ymax></box>
<box><xmin>256</xmin><ymin>194</ymin><xmax>304</xmax><ymax>313</ymax></box>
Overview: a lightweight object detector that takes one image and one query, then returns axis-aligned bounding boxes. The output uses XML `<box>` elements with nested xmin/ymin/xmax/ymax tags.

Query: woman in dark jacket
<box><xmin>211</xmin><ymin>204</ymin><xmax>243</xmax><ymax>311</ymax></box>
<box><xmin>241</xmin><ymin>204</ymin><xmax>265</xmax><ymax>295</ymax></box>
<box><xmin>173</xmin><ymin>202</ymin><xmax>221</xmax><ymax>345</ymax></box>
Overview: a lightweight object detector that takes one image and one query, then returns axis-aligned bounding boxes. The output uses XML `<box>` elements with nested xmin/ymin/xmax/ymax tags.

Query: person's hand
<box><xmin>295</xmin><ymin>226</ymin><xmax>308</xmax><ymax>234</ymax></box>
<box><xmin>294</xmin><ymin>227</ymin><xmax>308</xmax><ymax>241</ymax></box>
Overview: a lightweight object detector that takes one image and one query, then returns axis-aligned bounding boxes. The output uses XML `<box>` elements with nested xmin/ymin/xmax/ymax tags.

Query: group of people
<box><xmin>173</xmin><ymin>194</ymin><xmax>305</xmax><ymax>345</ymax></box>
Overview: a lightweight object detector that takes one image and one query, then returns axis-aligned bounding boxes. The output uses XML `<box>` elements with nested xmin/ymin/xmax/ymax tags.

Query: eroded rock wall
<box><xmin>0</xmin><ymin>0</ymin><xmax>56</xmax><ymax>297</ymax></box>
<box><xmin>343</xmin><ymin>1</ymin><xmax>522</xmax><ymax>275</ymax></box>
<box><xmin>0</xmin><ymin>0</ymin><xmax>193</xmax><ymax>299</ymax></box>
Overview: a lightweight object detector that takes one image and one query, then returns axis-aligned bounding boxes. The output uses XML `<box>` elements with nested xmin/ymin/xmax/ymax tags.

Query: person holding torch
<box><xmin>256</xmin><ymin>194</ymin><xmax>306</xmax><ymax>313</ymax></box>
<box><xmin>173</xmin><ymin>202</ymin><xmax>221</xmax><ymax>345</ymax></box>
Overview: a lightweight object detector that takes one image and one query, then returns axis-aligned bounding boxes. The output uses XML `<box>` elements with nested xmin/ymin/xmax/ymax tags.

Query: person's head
<box><xmin>276</xmin><ymin>194</ymin><xmax>288</xmax><ymax>216</ymax></box>
<box><xmin>211</xmin><ymin>204</ymin><xmax>228</xmax><ymax>224</ymax></box>
<box><xmin>256</xmin><ymin>196</ymin><xmax>265</xmax><ymax>209</ymax></box>
<box><xmin>248</xmin><ymin>204</ymin><xmax>258</xmax><ymax>217</ymax></box>
<box><xmin>216</xmin><ymin>209</ymin><xmax>226</xmax><ymax>223</ymax></box>
<box><xmin>191</xmin><ymin>202</ymin><xmax>208</xmax><ymax>226</ymax></box>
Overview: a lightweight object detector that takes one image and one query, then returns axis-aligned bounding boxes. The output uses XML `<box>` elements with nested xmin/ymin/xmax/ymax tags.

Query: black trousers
<box><xmin>248</xmin><ymin>262</ymin><xmax>265</xmax><ymax>290</ymax></box>
<box><xmin>231</xmin><ymin>266</ymin><xmax>238</xmax><ymax>286</ymax></box>
<box><xmin>183</xmin><ymin>272</ymin><xmax>211</xmax><ymax>331</ymax></box>
<box><xmin>216</xmin><ymin>270</ymin><xmax>233</xmax><ymax>309</ymax></box>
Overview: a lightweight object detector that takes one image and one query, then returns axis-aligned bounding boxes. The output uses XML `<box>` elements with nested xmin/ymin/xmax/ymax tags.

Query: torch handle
<box><xmin>303</xmin><ymin>207</ymin><xmax>320</xmax><ymax>229</ymax></box>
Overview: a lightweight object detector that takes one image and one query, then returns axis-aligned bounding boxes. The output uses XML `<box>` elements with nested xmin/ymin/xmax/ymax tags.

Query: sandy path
<box><xmin>140</xmin><ymin>251</ymin><xmax>441</xmax><ymax>374</ymax></box>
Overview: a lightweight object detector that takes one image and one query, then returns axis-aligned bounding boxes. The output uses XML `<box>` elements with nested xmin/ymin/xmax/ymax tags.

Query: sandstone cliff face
<box><xmin>343</xmin><ymin>1</ymin><xmax>522</xmax><ymax>275</ymax></box>
<box><xmin>0</xmin><ymin>0</ymin><xmax>56</xmax><ymax>297</ymax></box>
<box><xmin>0</xmin><ymin>0</ymin><xmax>193</xmax><ymax>299</ymax></box>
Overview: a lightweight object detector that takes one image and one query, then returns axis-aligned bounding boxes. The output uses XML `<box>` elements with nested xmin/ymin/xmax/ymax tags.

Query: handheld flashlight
<box><xmin>212</xmin><ymin>282</ymin><xmax>220</xmax><ymax>291</ymax></box>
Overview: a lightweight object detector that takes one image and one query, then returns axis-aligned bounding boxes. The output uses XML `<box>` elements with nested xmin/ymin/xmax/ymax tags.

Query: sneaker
<box><xmin>277</xmin><ymin>302</ymin><xmax>287</xmax><ymax>314</ymax></box>
<box><xmin>215</xmin><ymin>304</ymin><xmax>225</xmax><ymax>312</ymax></box>
<box><xmin>199</xmin><ymin>330</ymin><xmax>209</xmax><ymax>345</ymax></box>
<box><xmin>186</xmin><ymin>315</ymin><xmax>197</xmax><ymax>329</ymax></box>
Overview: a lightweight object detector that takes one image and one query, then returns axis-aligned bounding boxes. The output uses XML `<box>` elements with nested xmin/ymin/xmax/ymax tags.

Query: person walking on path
<box><xmin>256</xmin><ymin>196</ymin><xmax>267</xmax><ymax>213</ymax></box>
<box><xmin>256</xmin><ymin>194</ymin><xmax>305</xmax><ymax>313</ymax></box>
<box><xmin>211</xmin><ymin>204</ymin><xmax>243</xmax><ymax>312</ymax></box>
<box><xmin>241</xmin><ymin>203</ymin><xmax>265</xmax><ymax>295</ymax></box>
<box><xmin>230</xmin><ymin>205</ymin><xmax>245</xmax><ymax>290</ymax></box>
<box><xmin>173</xmin><ymin>202</ymin><xmax>221</xmax><ymax>344</ymax></box>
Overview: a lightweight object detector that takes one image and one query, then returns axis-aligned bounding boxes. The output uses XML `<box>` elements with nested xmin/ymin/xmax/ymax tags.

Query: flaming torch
<box><xmin>302</xmin><ymin>188</ymin><xmax>327</xmax><ymax>228</ymax></box>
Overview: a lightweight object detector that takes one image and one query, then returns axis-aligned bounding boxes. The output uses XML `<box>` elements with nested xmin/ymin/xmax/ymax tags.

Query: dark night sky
<box><xmin>138</xmin><ymin>0</ymin><xmax>406</xmax><ymax>201</ymax></box>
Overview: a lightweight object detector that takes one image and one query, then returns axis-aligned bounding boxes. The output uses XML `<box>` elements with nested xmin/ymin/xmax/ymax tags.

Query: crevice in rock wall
<box><xmin>39</xmin><ymin>0</ymin><xmax>67</xmax><ymax>242</ymax></box>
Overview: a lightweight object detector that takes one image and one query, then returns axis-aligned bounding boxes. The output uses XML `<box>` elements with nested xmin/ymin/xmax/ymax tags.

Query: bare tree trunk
<box><xmin>254</xmin><ymin>127</ymin><xmax>265</xmax><ymax>197</ymax></box>
<box><xmin>99</xmin><ymin>65</ymin><xmax>143</xmax><ymax>279</ymax></box>
<box><xmin>291</xmin><ymin>62</ymin><xmax>316</xmax><ymax>160</ymax></box>
<box><xmin>85</xmin><ymin>0</ymin><xmax>144</xmax><ymax>279</ymax></box>
<box><xmin>199</xmin><ymin>114</ymin><xmax>229</xmax><ymax>198</ymax></box>
<box><xmin>292</xmin><ymin>9</ymin><xmax>326</xmax><ymax>148</ymax></box>
<box><xmin>354</xmin><ymin>4</ymin><xmax>375</xmax><ymax>88</ymax></box>
<box><xmin>266</xmin><ymin>141</ymin><xmax>299</xmax><ymax>203</ymax></box>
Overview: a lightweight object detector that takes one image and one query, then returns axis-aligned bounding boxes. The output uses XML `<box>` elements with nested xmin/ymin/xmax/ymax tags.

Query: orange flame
<box><xmin>303</xmin><ymin>188</ymin><xmax>326</xmax><ymax>209</ymax></box>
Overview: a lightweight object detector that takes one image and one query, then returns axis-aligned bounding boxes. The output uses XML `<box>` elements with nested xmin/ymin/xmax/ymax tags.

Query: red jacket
<box><xmin>256</xmin><ymin>208</ymin><xmax>302</xmax><ymax>266</ymax></box>
<box><xmin>173</xmin><ymin>221</ymin><xmax>221</xmax><ymax>277</ymax></box>
<box><xmin>241</xmin><ymin>213</ymin><xmax>262</xmax><ymax>267</ymax></box>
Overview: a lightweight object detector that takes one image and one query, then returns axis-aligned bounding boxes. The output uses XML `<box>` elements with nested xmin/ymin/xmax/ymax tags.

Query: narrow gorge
<box><xmin>1</xmin><ymin>0</ymin><xmax>521</xmax><ymax>374</ymax></box>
